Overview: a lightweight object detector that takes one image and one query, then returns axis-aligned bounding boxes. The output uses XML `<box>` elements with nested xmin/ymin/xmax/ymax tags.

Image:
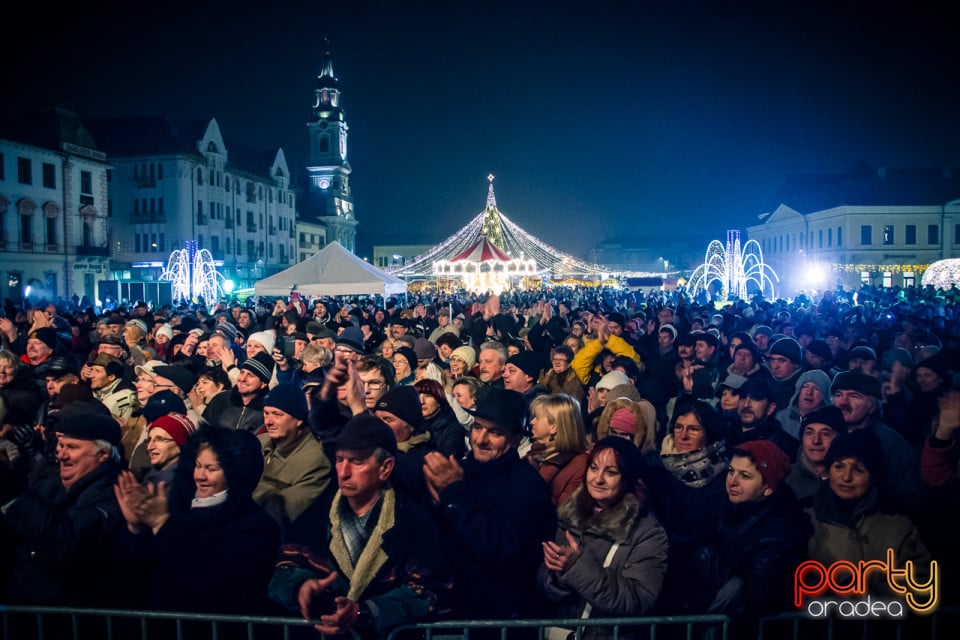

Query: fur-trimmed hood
<box><xmin>558</xmin><ymin>486</ymin><xmax>643</xmax><ymax>544</ymax></box>
<box><xmin>595</xmin><ymin>398</ymin><xmax>656</xmax><ymax>454</ymax></box>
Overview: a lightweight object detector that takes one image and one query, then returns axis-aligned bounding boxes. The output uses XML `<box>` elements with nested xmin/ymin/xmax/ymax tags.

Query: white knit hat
<box><xmin>247</xmin><ymin>330</ymin><xmax>276</xmax><ymax>353</ymax></box>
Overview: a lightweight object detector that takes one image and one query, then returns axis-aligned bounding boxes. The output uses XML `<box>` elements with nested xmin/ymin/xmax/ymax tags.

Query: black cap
<box><xmin>800</xmin><ymin>405</ymin><xmax>848</xmax><ymax>435</ymax></box>
<box><xmin>739</xmin><ymin>377</ymin><xmax>776</xmax><ymax>402</ymax></box>
<box><xmin>332</xmin><ymin>414</ymin><xmax>398</xmax><ymax>456</ymax></box>
<box><xmin>465</xmin><ymin>387</ymin><xmax>527</xmax><ymax>435</ymax></box>
<box><xmin>136</xmin><ymin>390</ymin><xmax>188</xmax><ymax>423</ymax></box>
<box><xmin>153</xmin><ymin>365</ymin><xmax>197</xmax><ymax>395</ymax></box>
<box><xmin>57</xmin><ymin>411</ymin><xmax>122</xmax><ymax>446</ymax></box>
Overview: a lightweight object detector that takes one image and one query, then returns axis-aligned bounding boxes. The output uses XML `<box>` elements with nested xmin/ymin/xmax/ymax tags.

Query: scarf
<box><xmin>398</xmin><ymin>430</ymin><xmax>431</xmax><ymax>454</ymax></box>
<box><xmin>659</xmin><ymin>436</ymin><xmax>728</xmax><ymax>488</ymax></box>
<box><xmin>191</xmin><ymin>489</ymin><xmax>229</xmax><ymax>509</ymax></box>
<box><xmin>328</xmin><ymin>487</ymin><xmax>397</xmax><ymax>602</ymax></box>
<box><xmin>526</xmin><ymin>439</ymin><xmax>558</xmax><ymax>467</ymax></box>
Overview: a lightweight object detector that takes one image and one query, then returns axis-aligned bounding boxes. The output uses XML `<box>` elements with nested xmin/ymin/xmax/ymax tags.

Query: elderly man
<box><xmin>142</xmin><ymin>412</ymin><xmax>196</xmax><ymax>489</ymax></box>
<box><xmin>254</xmin><ymin>383</ymin><xmax>332</xmax><ymax>529</ymax></box>
<box><xmin>830</xmin><ymin>369</ymin><xmax>923</xmax><ymax>510</ymax></box>
<box><xmin>88</xmin><ymin>353</ymin><xmax>139</xmax><ymax>421</ymax></box>
<box><xmin>269</xmin><ymin>413</ymin><xmax>453</xmax><ymax>637</ymax></box>
<box><xmin>423</xmin><ymin>387</ymin><xmax>556</xmax><ymax>621</ymax></box>
<box><xmin>476</xmin><ymin>341</ymin><xmax>507</xmax><ymax>389</ymax></box>
<box><xmin>0</xmin><ymin>409</ymin><xmax>125</xmax><ymax>606</ymax></box>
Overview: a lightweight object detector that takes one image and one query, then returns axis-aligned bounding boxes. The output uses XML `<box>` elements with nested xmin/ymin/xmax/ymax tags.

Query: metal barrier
<box><xmin>0</xmin><ymin>605</ymin><xmax>360</xmax><ymax>640</ymax></box>
<box><xmin>1</xmin><ymin>606</ymin><xmax>957</xmax><ymax>640</ymax></box>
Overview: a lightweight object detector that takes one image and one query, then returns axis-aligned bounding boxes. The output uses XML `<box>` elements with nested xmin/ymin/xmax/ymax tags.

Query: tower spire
<box><xmin>480</xmin><ymin>174</ymin><xmax>506</xmax><ymax>250</ymax></box>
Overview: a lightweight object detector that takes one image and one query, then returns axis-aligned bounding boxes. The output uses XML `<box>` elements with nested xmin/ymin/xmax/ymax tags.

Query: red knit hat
<box><xmin>148</xmin><ymin>413</ymin><xmax>197</xmax><ymax>446</ymax></box>
<box><xmin>734</xmin><ymin>440</ymin><xmax>791</xmax><ymax>492</ymax></box>
<box><xmin>609</xmin><ymin>407</ymin><xmax>638</xmax><ymax>436</ymax></box>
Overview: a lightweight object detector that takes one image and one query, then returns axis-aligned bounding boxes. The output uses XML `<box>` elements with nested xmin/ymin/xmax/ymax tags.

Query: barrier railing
<box><xmin>1</xmin><ymin>606</ymin><xmax>957</xmax><ymax>640</ymax></box>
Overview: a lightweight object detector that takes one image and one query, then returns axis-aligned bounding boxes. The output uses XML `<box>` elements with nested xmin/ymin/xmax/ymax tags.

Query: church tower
<box><xmin>305</xmin><ymin>48</ymin><xmax>358</xmax><ymax>251</ymax></box>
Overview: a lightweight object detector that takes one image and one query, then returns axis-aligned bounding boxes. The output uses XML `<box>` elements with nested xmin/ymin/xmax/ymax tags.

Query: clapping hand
<box><xmin>543</xmin><ymin>530</ymin><xmax>580</xmax><ymax>573</ymax></box>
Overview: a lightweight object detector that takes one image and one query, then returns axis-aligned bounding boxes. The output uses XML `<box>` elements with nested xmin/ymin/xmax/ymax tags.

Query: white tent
<box><xmin>253</xmin><ymin>241</ymin><xmax>407</xmax><ymax>297</ymax></box>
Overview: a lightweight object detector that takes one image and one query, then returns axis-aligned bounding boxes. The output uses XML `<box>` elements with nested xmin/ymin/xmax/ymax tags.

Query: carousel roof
<box><xmin>450</xmin><ymin>237</ymin><xmax>512</xmax><ymax>263</ymax></box>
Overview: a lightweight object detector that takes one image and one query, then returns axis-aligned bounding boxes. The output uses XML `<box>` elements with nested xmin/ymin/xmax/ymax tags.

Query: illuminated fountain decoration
<box><xmin>921</xmin><ymin>259</ymin><xmax>960</xmax><ymax>290</ymax></box>
<box><xmin>160</xmin><ymin>240</ymin><xmax>228</xmax><ymax>303</ymax></box>
<box><xmin>689</xmin><ymin>230</ymin><xmax>778</xmax><ymax>301</ymax></box>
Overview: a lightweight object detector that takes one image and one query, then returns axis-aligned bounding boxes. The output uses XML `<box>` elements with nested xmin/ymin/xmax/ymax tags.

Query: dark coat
<box><xmin>202</xmin><ymin>386</ymin><xmax>267</xmax><ymax>433</ymax></box>
<box><xmin>686</xmin><ymin>486</ymin><xmax>812</xmax><ymax>621</ymax></box>
<box><xmin>434</xmin><ymin>448</ymin><xmax>557</xmax><ymax>620</ymax></box>
<box><xmin>424</xmin><ymin>405</ymin><xmax>467</xmax><ymax>459</ymax></box>
<box><xmin>270</xmin><ymin>486</ymin><xmax>454</xmax><ymax>639</ymax></box>
<box><xmin>726</xmin><ymin>416</ymin><xmax>799</xmax><ymax>462</ymax></box>
<box><xmin>1</xmin><ymin>459</ymin><xmax>126</xmax><ymax>606</ymax></box>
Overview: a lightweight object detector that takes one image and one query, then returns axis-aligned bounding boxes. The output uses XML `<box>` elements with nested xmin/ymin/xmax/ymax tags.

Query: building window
<box><xmin>159</xmin><ymin>198</ymin><xmax>164</xmax><ymax>214</ymax></box>
<box><xmin>905</xmin><ymin>225</ymin><xmax>916</xmax><ymax>245</ymax></box>
<box><xmin>818</xmin><ymin>229</ymin><xmax>823</xmax><ymax>249</ymax></box>
<box><xmin>135</xmin><ymin>235</ymin><xmax>141</xmax><ymax>252</ymax></box>
<box><xmin>860</xmin><ymin>225</ymin><xmax>872</xmax><ymax>245</ymax></box>
<box><xmin>17</xmin><ymin>157</ymin><xmax>32</xmax><ymax>184</ymax></box>
<box><xmin>46</xmin><ymin>217</ymin><xmax>56</xmax><ymax>245</ymax></box>
<box><xmin>80</xmin><ymin>170</ymin><xmax>92</xmax><ymax>194</ymax></box>
<box><xmin>882</xmin><ymin>272</ymin><xmax>893</xmax><ymax>288</ymax></box>
<box><xmin>197</xmin><ymin>168</ymin><xmax>204</xmax><ymax>185</ymax></box>
<box><xmin>861</xmin><ymin>271</ymin><xmax>870</xmax><ymax>285</ymax></box>
<box><xmin>42</xmin><ymin>162</ymin><xmax>56</xmax><ymax>188</ymax></box>
<box><xmin>320</xmin><ymin>136</ymin><xmax>329</xmax><ymax>153</ymax></box>
<box><xmin>827</xmin><ymin>228</ymin><xmax>832</xmax><ymax>247</ymax></box>
<box><xmin>903</xmin><ymin>271</ymin><xmax>916</xmax><ymax>287</ymax></box>
<box><xmin>159</xmin><ymin>233</ymin><xmax>165</xmax><ymax>252</ymax></box>
<box><xmin>883</xmin><ymin>225</ymin><xmax>894</xmax><ymax>245</ymax></box>
<box><xmin>928</xmin><ymin>224</ymin><xmax>939</xmax><ymax>245</ymax></box>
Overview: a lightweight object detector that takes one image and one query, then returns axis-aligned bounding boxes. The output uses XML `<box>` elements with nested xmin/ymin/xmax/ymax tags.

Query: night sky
<box><xmin>5</xmin><ymin>1</ymin><xmax>956</xmax><ymax>260</ymax></box>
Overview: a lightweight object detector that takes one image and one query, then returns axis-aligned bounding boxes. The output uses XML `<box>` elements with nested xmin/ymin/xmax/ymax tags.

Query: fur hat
<box><xmin>241</xmin><ymin>352</ymin><xmax>275</xmax><ymax>383</ymax></box>
<box><xmin>734</xmin><ymin>440</ymin><xmax>791</xmax><ymax>492</ymax></box>
<box><xmin>831</xmin><ymin>369</ymin><xmax>882</xmax><ymax>399</ymax></box>
<box><xmin>375</xmin><ymin>385</ymin><xmax>424</xmax><ymax>428</ymax></box>
<box><xmin>148</xmin><ymin>413</ymin><xmax>197</xmax><ymax>446</ymax></box>
<box><xmin>769</xmin><ymin>337</ymin><xmax>803</xmax><ymax>365</ymax></box>
<box><xmin>247</xmin><ymin>331</ymin><xmax>276</xmax><ymax>354</ymax></box>
<box><xmin>506</xmin><ymin>351</ymin><xmax>544</xmax><ymax>381</ymax></box>
<box><xmin>263</xmin><ymin>383</ymin><xmax>308</xmax><ymax>421</ymax></box>
<box><xmin>451</xmin><ymin>346</ymin><xmax>477</xmax><ymax>369</ymax></box>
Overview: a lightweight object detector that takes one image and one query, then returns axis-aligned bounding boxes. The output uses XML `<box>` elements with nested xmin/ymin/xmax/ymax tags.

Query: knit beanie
<box><xmin>800</xmin><ymin>405</ymin><xmax>848</xmax><ymax>436</ymax></box>
<box><xmin>769</xmin><ymin>337</ymin><xmax>803</xmax><ymax>365</ymax></box>
<box><xmin>830</xmin><ymin>370</ymin><xmax>882</xmax><ymax>399</ymax></box>
<box><xmin>126</xmin><ymin>319</ymin><xmax>148</xmax><ymax>335</ymax></box>
<box><xmin>28</xmin><ymin>327</ymin><xmax>59</xmax><ymax>350</ymax></box>
<box><xmin>451</xmin><ymin>346</ymin><xmax>477</xmax><ymax>369</ymax></box>
<box><xmin>734</xmin><ymin>440</ymin><xmax>791</xmax><ymax>492</ymax></box>
<box><xmin>149</xmin><ymin>413</ymin><xmax>197</xmax><ymax>446</ymax></box>
<box><xmin>215</xmin><ymin>322</ymin><xmax>239</xmax><ymax>343</ymax></box>
<box><xmin>506</xmin><ymin>351</ymin><xmax>544</xmax><ymax>381</ymax></box>
<box><xmin>788</xmin><ymin>369</ymin><xmax>832</xmax><ymax>410</ymax></box>
<box><xmin>336</xmin><ymin>327</ymin><xmax>366</xmax><ymax>355</ymax></box>
<box><xmin>263</xmin><ymin>383</ymin><xmax>309</xmax><ymax>421</ymax></box>
<box><xmin>734</xmin><ymin>341</ymin><xmax>760</xmax><ymax>363</ymax></box>
<box><xmin>248</xmin><ymin>331</ymin><xmax>276</xmax><ymax>354</ymax></box>
<box><xmin>241</xmin><ymin>352</ymin><xmax>275</xmax><ymax>383</ymax></box>
<box><xmin>375</xmin><ymin>385</ymin><xmax>424</xmax><ymax>428</ymax></box>
<box><xmin>394</xmin><ymin>346</ymin><xmax>419</xmax><ymax>374</ymax></box>
<box><xmin>596</xmin><ymin>371</ymin><xmax>631</xmax><ymax>391</ymax></box>
<box><xmin>609</xmin><ymin>407</ymin><xmax>638</xmax><ymax>436</ymax></box>
<box><xmin>659</xmin><ymin>324</ymin><xmax>678</xmax><ymax>340</ymax></box>
<box><xmin>156</xmin><ymin>323</ymin><xmax>174</xmax><ymax>341</ymax></box>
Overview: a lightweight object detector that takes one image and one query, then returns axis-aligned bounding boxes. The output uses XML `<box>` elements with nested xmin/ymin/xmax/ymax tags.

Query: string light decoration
<box><xmin>831</xmin><ymin>263</ymin><xmax>928</xmax><ymax>274</ymax></box>
<box><xmin>689</xmin><ymin>230</ymin><xmax>778</xmax><ymax>301</ymax></box>
<box><xmin>160</xmin><ymin>240</ymin><xmax>228</xmax><ymax>303</ymax></box>
<box><xmin>387</xmin><ymin>176</ymin><xmax>657</xmax><ymax>282</ymax></box>
<box><xmin>921</xmin><ymin>259</ymin><xmax>960</xmax><ymax>289</ymax></box>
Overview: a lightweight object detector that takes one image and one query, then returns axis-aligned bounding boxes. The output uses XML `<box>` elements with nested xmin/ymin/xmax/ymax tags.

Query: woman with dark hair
<box><xmin>540</xmin><ymin>437</ymin><xmax>668</xmax><ymax>634</ymax></box>
<box><xmin>415</xmin><ymin>378</ymin><xmax>466</xmax><ymax>459</ymax></box>
<box><xmin>114</xmin><ymin>427</ymin><xmax>280</xmax><ymax>616</ymax></box>
<box><xmin>187</xmin><ymin>366</ymin><xmax>232</xmax><ymax>418</ymax></box>
<box><xmin>644</xmin><ymin>399</ymin><xmax>729</xmax><ymax>614</ymax></box>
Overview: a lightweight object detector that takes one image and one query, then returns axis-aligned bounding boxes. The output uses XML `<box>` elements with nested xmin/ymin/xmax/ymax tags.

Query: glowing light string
<box><xmin>160</xmin><ymin>240</ymin><xmax>228</xmax><ymax>303</ymax></box>
<box><xmin>688</xmin><ymin>230</ymin><xmax>778</xmax><ymax>301</ymax></box>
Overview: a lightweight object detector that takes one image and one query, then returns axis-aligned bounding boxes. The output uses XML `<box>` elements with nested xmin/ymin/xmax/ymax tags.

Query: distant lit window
<box><xmin>860</xmin><ymin>225</ymin><xmax>872</xmax><ymax>245</ymax></box>
<box><xmin>861</xmin><ymin>271</ymin><xmax>870</xmax><ymax>285</ymax></box>
<box><xmin>882</xmin><ymin>272</ymin><xmax>893</xmax><ymax>287</ymax></box>
<box><xmin>883</xmin><ymin>225</ymin><xmax>894</xmax><ymax>245</ymax></box>
<box><xmin>903</xmin><ymin>272</ymin><xmax>915</xmax><ymax>287</ymax></box>
<box><xmin>905</xmin><ymin>225</ymin><xmax>916</xmax><ymax>245</ymax></box>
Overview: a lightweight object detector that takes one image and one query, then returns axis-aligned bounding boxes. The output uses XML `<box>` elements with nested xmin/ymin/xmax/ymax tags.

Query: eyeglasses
<box><xmin>551</xmin><ymin>358</ymin><xmax>569</xmax><ymax>364</ymax></box>
<box><xmin>334</xmin><ymin>346</ymin><xmax>357</xmax><ymax>354</ymax></box>
<box><xmin>362</xmin><ymin>380</ymin><xmax>386</xmax><ymax>390</ymax></box>
<box><xmin>147</xmin><ymin>435</ymin><xmax>176</xmax><ymax>445</ymax></box>
<box><xmin>138</xmin><ymin>378</ymin><xmax>175</xmax><ymax>390</ymax></box>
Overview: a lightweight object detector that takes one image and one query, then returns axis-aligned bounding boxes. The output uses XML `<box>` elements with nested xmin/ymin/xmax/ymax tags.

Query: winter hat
<box><xmin>214</xmin><ymin>322</ymin><xmax>238</xmax><ymax>343</ymax></box>
<box><xmin>57</xmin><ymin>411</ymin><xmax>122</xmax><ymax>447</ymax></box>
<box><xmin>263</xmin><ymin>383</ymin><xmax>309</xmax><ymax>421</ymax></box>
<box><xmin>394</xmin><ymin>346</ymin><xmax>418</xmax><ymax>373</ymax></box>
<box><xmin>450</xmin><ymin>346</ymin><xmax>477</xmax><ymax>369</ymax></box>
<box><xmin>91</xmin><ymin>353</ymin><xmax>126</xmax><ymax>379</ymax></box>
<box><xmin>800</xmin><ymin>405</ymin><xmax>848</xmax><ymax>436</ymax></box>
<box><xmin>332</xmin><ymin>413</ymin><xmax>398</xmax><ymax>456</ymax></box>
<box><xmin>148</xmin><ymin>413</ymin><xmax>197</xmax><ymax>446</ymax></box>
<box><xmin>830</xmin><ymin>370</ymin><xmax>882</xmax><ymax>399</ymax></box>
<box><xmin>915</xmin><ymin>348</ymin><xmax>960</xmax><ymax>384</ymax></box>
<box><xmin>38</xmin><ymin>355</ymin><xmax>80</xmax><ymax>379</ymax></box>
<box><xmin>824</xmin><ymin>429</ymin><xmax>884</xmax><ymax>483</ymax></box>
<box><xmin>241</xmin><ymin>352</ymin><xmax>275</xmax><ymax>383</ymax></box>
<box><xmin>412</xmin><ymin>337</ymin><xmax>438</xmax><ymax>361</ymax></box>
<box><xmin>136</xmin><ymin>390</ymin><xmax>188</xmax><ymax>423</ymax></box>
<box><xmin>694</xmin><ymin>331</ymin><xmax>719</xmax><ymax>348</ymax></box>
<box><xmin>125</xmin><ymin>319</ymin><xmax>148</xmax><ymax>335</ymax></box>
<box><xmin>659</xmin><ymin>324</ymin><xmax>678</xmax><ymax>340</ymax></box>
<box><xmin>734</xmin><ymin>341</ymin><xmax>760</xmax><ymax>363</ymax></box>
<box><xmin>396</xmin><ymin>334</ymin><xmax>417</xmax><ymax>350</ymax></box>
<box><xmin>847</xmin><ymin>345</ymin><xmax>878</xmax><ymax>363</ymax></box>
<box><xmin>806</xmin><ymin>340</ymin><xmax>833</xmax><ymax>363</ymax></box>
<box><xmin>375</xmin><ymin>385</ymin><xmax>424</xmax><ymax>428</ymax></box>
<box><xmin>506</xmin><ymin>351</ymin><xmax>544</xmax><ymax>381</ymax></box>
<box><xmin>596</xmin><ymin>371</ymin><xmax>631</xmax><ymax>391</ymax></box>
<box><xmin>155</xmin><ymin>324</ymin><xmax>174</xmax><ymax>341</ymax></box>
<box><xmin>608</xmin><ymin>383</ymin><xmax>641</xmax><ymax>402</ymax></box>
<box><xmin>592</xmin><ymin>436</ymin><xmax>643</xmax><ymax>490</ymax></box>
<box><xmin>882</xmin><ymin>347</ymin><xmax>914</xmax><ymax>371</ymax></box>
<box><xmin>734</xmin><ymin>440</ymin><xmax>791</xmax><ymax>492</ymax></box>
<box><xmin>152</xmin><ymin>365</ymin><xmax>197</xmax><ymax>394</ymax></box>
<box><xmin>739</xmin><ymin>376</ymin><xmax>776</xmax><ymax>402</ymax></box>
<box><xmin>336</xmin><ymin>327</ymin><xmax>366</xmax><ymax>355</ymax></box>
<box><xmin>28</xmin><ymin>327</ymin><xmax>58</xmax><ymax>350</ymax></box>
<box><xmin>465</xmin><ymin>387</ymin><xmax>527</xmax><ymax>435</ymax></box>
<box><xmin>769</xmin><ymin>337</ymin><xmax>803</xmax><ymax>365</ymax></box>
<box><xmin>752</xmin><ymin>325</ymin><xmax>774</xmax><ymax>338</ymax></box>
<box><xmin>607</xmin><ymin>312</ymin><xmax>626</xmax><ymax>328</ymax></box>
<box><xmin>247</xmin><ymin>331</ymin><xmax>276</xmax><ymax>354</ymax></box>
<box><xmin>51</xmin><ymin>383</ymin><xmax>95</xmax><ymax>410</ymax></box>
<box><xmin>789</xmin><ymin>369</ymin><xmax>832</xmax><ymax>409</ymax></box>
<box><xmin>609</xmin><ymin>407</ymin><xmax>638</xmax><ymax>436</ymax></box>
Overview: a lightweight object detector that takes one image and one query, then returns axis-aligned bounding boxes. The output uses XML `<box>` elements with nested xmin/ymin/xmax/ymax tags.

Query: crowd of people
<box><xmin>0</xmin><ymin>283</ymin><xmax>958</xmax><ymax>638</ymax></box>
